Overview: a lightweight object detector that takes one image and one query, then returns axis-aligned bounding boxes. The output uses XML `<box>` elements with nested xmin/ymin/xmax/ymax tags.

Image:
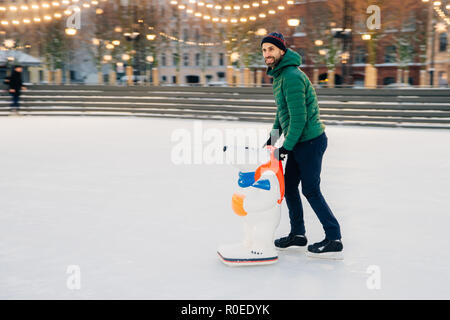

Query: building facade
<box><xmin>154</xmin><ymin>0</ymin><xmax>227</xmax><ymax>85</ymax></box>
<box><xmin>280</xmin><ymin>0</ymin><xmax>449</xmax><ymax>87</ymax></box>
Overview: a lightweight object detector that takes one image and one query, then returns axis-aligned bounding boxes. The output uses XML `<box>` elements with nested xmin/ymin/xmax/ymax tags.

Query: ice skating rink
<box><xmin>1</xmin><ymin>116</ymin><xmax>449</xmax><ymax>299</ymax></box>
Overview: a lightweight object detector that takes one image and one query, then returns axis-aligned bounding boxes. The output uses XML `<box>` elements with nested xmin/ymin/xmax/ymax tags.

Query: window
<box><xmin>219</xmin><ymin>53</ymin><xmax>224</xmax><ymax>66</ymax></box>
<box><xmin>172</xmin><ymin>53</ymin><xmax>179</xmax><ymax>66</ymax></box>
<box><xmin>294</xmin><ymin>17</ymin><xmax>305</xmax><ymax>34</ymax></box>
<box><xmin>195</xmin><ymin>29</ymin><xmax>200</xmax><ymax>42</ymax></box>
<box><xmin>402</xmin><ymin>13</ymin><xmax>416</xmax><ymax>31</ymax></box>
<box><xmin>171</xmin><ymin>5</ymin><xmax>177</xmax><ymax>18</ymax></box>
<box><xmin>195</xmin><ymin>53</ymin><xmax>201</xmax><ymax>66</ymax></box>
<box><xmin>439</xmin><ymin>33</ymin><xmax>447</xmax><ymax>52</ymax></box>
<box><xmin>161</xmin><ymin>53</ymin><xmax>166</xmax><ymax>66</ymax></box>
<box><xmin>205</xmin><ymin>28</ymin><xmax>212</xmax><ymax>41</ymax></box>
<box><xmin>183</xmin><ymin>29</ymin><xmax>189</xmax><ymax>41</ymax></box>
<box><xmin>296</xmin><ymin>48</ymin><xmax>306</xmax><ymax>64</ymax></box>
<box><xmin>438</xmin><ymin>71</ymin><xmax>448</xmax><ymax>87</ymax></box>
<box><xmin>186</xmin><ymin>75</ymin><xmax>200</xmax><ymax>84</ymax></box>
<box><xmin>354</xmin><ymin>46</ymin><xmax>367</xmax><ymax>64</ymax></box>
<box><xmin>183</xmin><ymin>53</ymin><xmax>189</xmax><ymax>66</ymax></box>
<box><xmin>207</xmin><ymin>53</ymin><xmax>212</xmax><ymax>66</ymax></box>
<box><xmin>384</xmin><ymin>46</ymin><xmax>396</xmax><ymax>63</ymax></box>
<box><xmin>383</xmin><ymin>77</ymin><xmax>396</xmax><ymax>85</ymax></box>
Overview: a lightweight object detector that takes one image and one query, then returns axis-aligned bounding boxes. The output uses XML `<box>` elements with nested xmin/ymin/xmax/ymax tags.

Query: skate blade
<box><xmin>217</xmin><ymin>252</ymin><xmax>278</xmax><ymax>267</ymax></box>
<box><xmin>276</xmin><ymin>246</ymin><xmax>307</xmax><ymax>252</ymax></box>
<box><xmin>305</xmin><ymin>250</ymin><xmax>344</xmax><ymax>260</ymax></box>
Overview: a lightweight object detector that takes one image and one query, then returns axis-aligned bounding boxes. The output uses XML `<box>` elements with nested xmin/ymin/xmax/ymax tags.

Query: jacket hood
<box><xmin>267</xmin><ymin>49</ymin><xmax>302</xmax><ymax>78</ymax></box>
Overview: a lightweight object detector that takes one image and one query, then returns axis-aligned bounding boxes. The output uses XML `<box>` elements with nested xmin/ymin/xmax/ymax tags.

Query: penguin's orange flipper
<box><xmin>254</xmin><ymin>146</ymin><xmax>285</xmax><ymax>204</ymax></box>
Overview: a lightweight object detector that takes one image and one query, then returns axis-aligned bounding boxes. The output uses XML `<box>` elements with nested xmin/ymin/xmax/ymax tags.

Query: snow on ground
<box><xmin>0</xmin><ymin>116</ymin><xmax>449</xmax><ymax>299</ymax></box>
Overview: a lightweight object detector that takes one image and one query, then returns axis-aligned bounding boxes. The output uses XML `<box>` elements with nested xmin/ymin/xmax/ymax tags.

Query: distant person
<box><xmin>6</xmin><ymin>65</ymin><xmax>26</xmax><ymax>112</ymax></box>
<box><xmin>438</xmin><ymin>74</ymin><xmax>448</xmax><ymax>87</ymax></box>
<box><xmin>261</xmin><ymin>32</ymin><xmax>343</xmax><ymax>259</ymax></box>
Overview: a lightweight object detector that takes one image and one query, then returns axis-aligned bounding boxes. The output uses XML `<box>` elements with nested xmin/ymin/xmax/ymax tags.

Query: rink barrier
<box><xmin>1</xmin><ymin>85</ymin><xmax>450</xmax><ymax>129</ymax></box>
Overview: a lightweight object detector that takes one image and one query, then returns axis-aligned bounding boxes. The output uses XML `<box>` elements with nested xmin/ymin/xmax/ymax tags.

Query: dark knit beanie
<box><xmin>261</xmin><ymin>32</ymin><xmax>287</xmax><ymax>52</ymax></box>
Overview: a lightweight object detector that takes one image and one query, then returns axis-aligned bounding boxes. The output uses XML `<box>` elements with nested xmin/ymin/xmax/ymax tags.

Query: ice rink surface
<box><xmin>1</xmin><ymin>116</ymin><xmax>449</xmax><ymax>299</ymax></box>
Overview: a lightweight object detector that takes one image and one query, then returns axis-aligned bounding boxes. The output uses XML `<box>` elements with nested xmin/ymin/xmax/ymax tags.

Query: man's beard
<box><xmin>265</xmin><ymin>55</ymin><xmax>282</xmax><ymax>68</ymax></box>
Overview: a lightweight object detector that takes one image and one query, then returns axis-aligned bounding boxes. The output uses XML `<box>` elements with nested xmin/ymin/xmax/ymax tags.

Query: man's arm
<box><xmin>272</xmin><ymin>110</ymin><xmax>281</xmax><ymax>130</ymax></box>
<box><xmin>267</xmin><ymin>111</ymin><xmax>282</xmax><ymax>145</ymax></box>
<box><xmin>282</xmin><ymin>70</ymin><xmax>307</xmax><ymax>151</ymax></box>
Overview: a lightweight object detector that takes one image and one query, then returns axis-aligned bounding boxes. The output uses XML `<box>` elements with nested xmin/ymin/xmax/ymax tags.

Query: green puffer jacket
<box><xmin>268</xmin><ymin>49</ymin><xmax>325</xmax><ymax>151</ymax></box>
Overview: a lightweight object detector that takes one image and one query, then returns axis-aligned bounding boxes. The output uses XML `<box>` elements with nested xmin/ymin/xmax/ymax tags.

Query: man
<box><xmin>261</xmin><ymin>32</ymin><xmax>343</xmax><ymax>259</ymax></box>
<box><xmin>6</xmin><ymin>65</ymin><xmax>25</xmax><ymax>112</ymax></box>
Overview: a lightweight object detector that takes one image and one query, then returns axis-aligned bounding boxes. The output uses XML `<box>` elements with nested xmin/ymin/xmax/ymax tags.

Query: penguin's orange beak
<box><xmin>232</xmin><ymin>193</ymin><xmax>247</xmax><ymax>216</ymax></box>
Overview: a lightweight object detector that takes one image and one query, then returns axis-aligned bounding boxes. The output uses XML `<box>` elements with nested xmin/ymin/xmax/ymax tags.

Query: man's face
<box><xmin>262</xmin><ymin>43</ymin><xmax>284</xmax><ymax>68</ymax></box>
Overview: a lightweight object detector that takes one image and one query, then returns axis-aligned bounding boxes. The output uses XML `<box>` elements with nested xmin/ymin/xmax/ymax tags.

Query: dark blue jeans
<box><xmin>11</xmin><ymin>93</ymin><xmax>20</xmax><ymax>108</ymax></box>
<box><xmin>284</xmin><ymin>132</ymin><xmax>341</xmax><ymax>240</ymax></box>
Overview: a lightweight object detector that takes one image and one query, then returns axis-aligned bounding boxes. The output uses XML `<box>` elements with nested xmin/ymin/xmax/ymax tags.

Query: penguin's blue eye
<box><xmin>252</xmin><ymin>179</ymin><xmax>271</xmax><ymax>191</ymax></box>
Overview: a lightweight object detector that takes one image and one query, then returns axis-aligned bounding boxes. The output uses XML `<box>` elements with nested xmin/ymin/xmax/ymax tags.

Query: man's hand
<box><xmin>262</xmin><ymin>136</ymin><xmax>272</xmax><ymax>148</ymax></box>
<box><xmin>274</xmin><ymin>146</ymin><xmax>289</xmax><ymax>161</ymax></box>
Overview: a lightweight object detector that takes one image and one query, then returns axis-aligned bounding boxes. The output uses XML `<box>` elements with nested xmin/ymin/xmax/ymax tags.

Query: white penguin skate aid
<box><xmin>218</xmin><ymin>146</ymin><xmax>285</xmax><ymax>266</ymax></box>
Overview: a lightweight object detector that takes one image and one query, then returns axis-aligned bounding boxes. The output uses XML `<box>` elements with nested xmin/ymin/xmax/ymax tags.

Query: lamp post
<box><xmin>423</xmin><ymin>0</ymin><xmax>442</xmax><ymax>86</ymax></box>
<box><xmin>3</xmin><ymin>39</ymin><xmax>15</xmax><ymax>69</ymax></box>
<box><xmin>287</xmin><ymin>18</ymin><xmax>300</xmax><ymax>46</ymax></box>
<box><xmin>124</xmin><ymin>31</ymin><xmax>141</xmax><ymax>84</ymax></box>
<box><xmin>121</xmin><ymin>53</ymin><xmax>133</xmax><ymax>86</ymax></box>
<box><xmin>286</xmin><ymin>18</ymin><xmax>300</xmax><ymax>69</ymax></box>
<box><xmin>430</xmin><ymin>1</ymin><xmax>438</xmax><ymax>86</ymax></box>
<box><xmin>311</xmin><ymin>40</ymin><xmax>324</xmax><ymax>86</ymax></box>
<box><xmin>287</xmin><ymin>19</ymin><xmax>300</xmax><ymax>27</ymax></box>
<box><xmin>330</xmin><ymin>0</ymin><xmax>353</xmax><ymax>86</ymax></box>
<box><xmin>331</xmin><ymin>27</ymin><xmax>352</xmax><ymax>86</ymax></box>
<box><xmin>92</xmin><ymin>38</ymin><xmax>106</xmax><ymax>84</ymax></box>
<box><xmin>146</xmin><ymin>55</ymin><xmax>154</xmax><ymax>84</ymax></box>
<box><xmin>145</xmin><ymin>32</ymin><xmax>157</xmax><ymax>85</ymax></box>
<box><xmin>362</xmin><ymin>33</ymin><xmax>378</xmax><ymax>88</ymax></box>
<box><xmin>65</xmin><ymin>28</ymin><xmax>77</xmax><ymax>84</ymax></box>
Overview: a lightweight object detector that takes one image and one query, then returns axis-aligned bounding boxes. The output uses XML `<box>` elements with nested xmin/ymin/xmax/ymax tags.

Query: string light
<box><xmin>158</xmin><ymin>31</ymin><xmax>220</xmax><ymax>46</ymax></box>
<box><xmin>433</xmin><ymin>3</ymin><xmax>450</xmax><ymax>26</ymax></box>
<box><xmin>169</xmin><ymin>0</ymin><xmax>295</xmax><ymax>24</ymax></box>
<box><xmin>169</xmin><ymin>0</ymin><xmax>276</xmax><ymax>11</ymax></box>
<box><xmin>0</xmin><ymin>1</ymin><xmax>69</xmax><ymax>11</ymax></box>
<box><xmin>142</xmin><ymin>22</ymin><xmax>253</xmax><ymax>47</ymax></box>
<box><xmin>0</xmin><ymin>0</ymin><xmax>104</xmax><ymax>26</ymax></box>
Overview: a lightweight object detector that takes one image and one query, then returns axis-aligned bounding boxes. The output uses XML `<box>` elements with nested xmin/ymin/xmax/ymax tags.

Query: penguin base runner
<box><xmin>217</xmin><ymin>146</ymin><xmax>284</xmax><ymax>267</ymax></box>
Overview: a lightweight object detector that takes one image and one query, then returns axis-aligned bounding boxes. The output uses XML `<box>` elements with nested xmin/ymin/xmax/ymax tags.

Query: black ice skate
<box><xmin>274</xmin><ymin>234</ymin><xmax>307</xmax><ymax>250</ymax></box>
<box><xmin>306</xmin><ymin>239</ymin><xmax>344</xmax><ymax>260</ymax></box>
